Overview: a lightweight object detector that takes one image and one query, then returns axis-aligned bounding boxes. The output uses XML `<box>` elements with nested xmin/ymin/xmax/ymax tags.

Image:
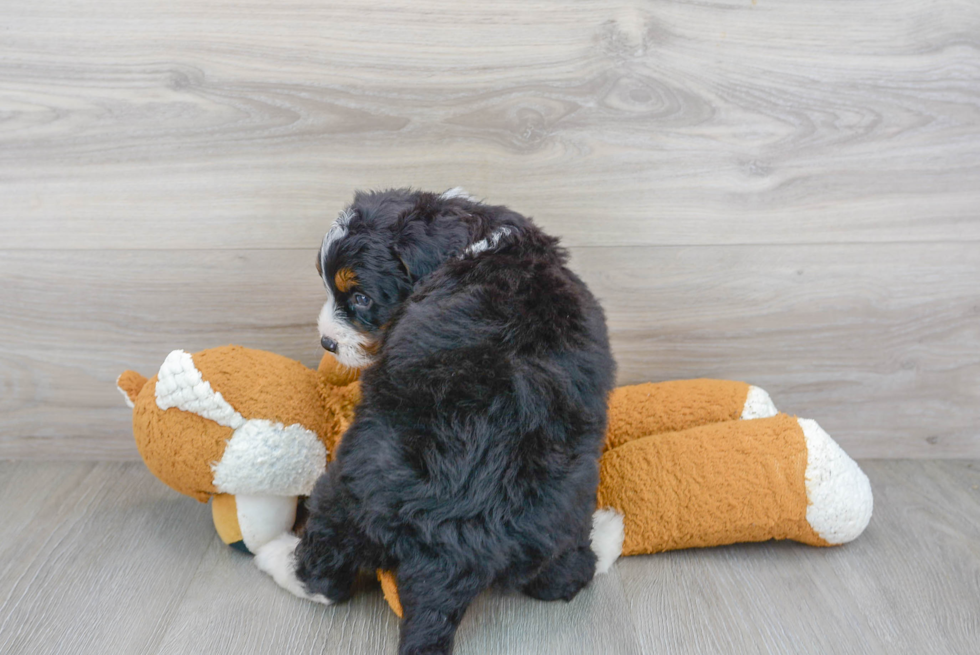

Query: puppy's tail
<box><xmin>116</xmin><ymin>370</ymin><xmax>148</xmax><ymax>409</ymax></box>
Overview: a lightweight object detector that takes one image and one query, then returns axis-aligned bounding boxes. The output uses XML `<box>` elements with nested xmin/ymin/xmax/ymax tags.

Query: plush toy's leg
<box><xmin>211</xmin><ymin>494</ymin><xmax>246</xmax><ymax>552</ymax></box>
<box><xmin>396</xmin><ymin>558</ymin><xmax>491</xmax><ymax>655</ymax></box>
<box><xmin>796</xmin><ymin>418</ymin><xmax>874</xmax><ymax>545</ymax></box>
<box><xmin>211</xmin><ymin>493</ymin><xmax>298</xmax><ymax>554</ymax></box>
<box><xmin>235</xmin><ymin>494</ymin><xmax>298</xmax><ymax>553</ymax></box>
<box><xmin>597</xmin><ymin>414</ymin><xmax>873</xmax><ymax>555</ymax></box>
<box><xmin>604</xmin><ymin>379</ymin><xmax>777</xmax><ymax>451</ymax></box>
<box><xmin>590</xmin><ymin>507</ymin><xmax>626</xmax><ymax>573</ymax></box>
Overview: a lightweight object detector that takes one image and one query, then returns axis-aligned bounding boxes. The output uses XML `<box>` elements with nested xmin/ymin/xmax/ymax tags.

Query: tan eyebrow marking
<box><xmin>334</xmin><ymin>268</ymin><xmax>358</xmax><ymax>292</ymax></box>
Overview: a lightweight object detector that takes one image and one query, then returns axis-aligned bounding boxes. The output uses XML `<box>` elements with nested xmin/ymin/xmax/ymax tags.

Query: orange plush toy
<box><xmin>117</xmin><ymin>345</ymin><xmax>361</xmax><ymax>554</ymax></box>
<box><xmin>119</xmin><ymin>347</ymin><xmax>872</xmax><ymax>616</ymax></box>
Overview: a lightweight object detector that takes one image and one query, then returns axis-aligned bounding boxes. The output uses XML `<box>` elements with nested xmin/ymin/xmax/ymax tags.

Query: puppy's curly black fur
<box><xmin>298</xmin><ymin>189</ymin><xmax>615</xmax><ymax>655</ymax></box>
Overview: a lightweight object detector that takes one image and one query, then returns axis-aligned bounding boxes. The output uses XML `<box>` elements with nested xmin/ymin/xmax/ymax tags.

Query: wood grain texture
<box><xmin>0</xmin><ymin>249</ymin><xmax>327</xmax><ymax>459</ymax></box>
<box><xmin>2</xmin><ymin>242</ymin><xmax>977</xmax><ymax>458</ymax></box>
<box><xmin>2</xmin><ymin>0</ymin><xmax>979</xmax><ymax>458</ymax></box>
<box><xmin>1</xmin><ymin>0</ymin><xmax>979</xmax><ymax>249</ymax></box>
<box><xmin>153</xmin><ymin>540</ymin><xmax>404</xmax><ymax>655</ymax></box>
<box><xmin>0</xmin><ymin>462</ymin><xmax>216</xmax><ymax>655</ymax></box>
<box><xmin>584</xmin><ymin>243</ymin><xmax>980</xmax><ymax>458</ymax></box>
<box><xmin>1</xmin><ymin>461</ymin><xmax>977</xmax><ymax>654</ymax></box>
<box><xmin>154</xmin><ymin>540</ymin><xmax>642</xmax><ymax>655</ymax></box>
<box><xmin>617</xmin><ymin>459</ymin><xmax>980</xmax><ymax>655</ymax></box>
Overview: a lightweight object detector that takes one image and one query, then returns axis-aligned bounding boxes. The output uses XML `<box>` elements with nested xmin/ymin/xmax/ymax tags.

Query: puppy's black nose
<box><xmin>321</xmin><ymin>336</ymin><xmax>338</xmax><ymax>353</ymax></box>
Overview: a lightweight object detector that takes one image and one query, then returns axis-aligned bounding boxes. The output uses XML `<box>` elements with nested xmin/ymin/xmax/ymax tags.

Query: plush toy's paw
<box><xmin>741</xmin><ymin>385</ymin><xmax>778</xmax><ymax>419</ymax></box>
<box><xmin>254</xmin><ymin>534</ymin><xmax>332</xmax><ymax>605</ymax></box>
<box><xmin>799</xmin><ymin>418</ymin><xmax>874</xmax><ymax>544</ymax></box>
<box><xmin>590</xmin><ymin>508</ymin><xmax>625</xmax><ymax>574</ymax></box>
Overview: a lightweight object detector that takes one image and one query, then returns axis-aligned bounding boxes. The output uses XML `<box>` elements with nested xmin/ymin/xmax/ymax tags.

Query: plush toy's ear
<box><xmin>116</xmin><ymin>370</ymin><xmax>148</xmax><ymax>408</ymax></box>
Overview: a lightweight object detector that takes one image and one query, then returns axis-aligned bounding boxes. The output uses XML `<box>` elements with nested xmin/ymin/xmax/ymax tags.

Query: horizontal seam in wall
<box><xmin>2</xmin><ymin>240</ymin><xmax>979</xmax><ymax>252</ymax></box>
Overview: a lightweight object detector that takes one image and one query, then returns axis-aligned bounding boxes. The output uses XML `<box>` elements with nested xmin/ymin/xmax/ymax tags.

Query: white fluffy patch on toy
<box><xmin>741</xmin><ymin>385</ymin><xmax>778</xmax><ymax>420</ymax></box>
<box><xmin>590</xmin><ymin>508</ymin><xmax>625</xmax><ymax>574</ymax></box>
<box><xmin>799</xmin><ymin>418</ymin><xmax>874</xmax><ymax>544</ymax></box>
<box><xmin>236</xmin><ymin>494</ymin><xmax>299</xmax><ymax>553</ymax></box>
<box><xmin>155</xmin><ymin>350</ymin><xmax>244</xmax><ymax>429</ymax></box>
<box><xmin>254</xmin><ymin>533</ymin><xmax>332</xmax><ymax>605</ymax></box>
<box><xmin>212</xmin><ymin>419</ymin><xmax>328</xmax><ymax>497</ymax></box>
<box><xmin>317</xmin><ymin>294</ymin><xmax>376</xmax><ymax>369</ymax></box>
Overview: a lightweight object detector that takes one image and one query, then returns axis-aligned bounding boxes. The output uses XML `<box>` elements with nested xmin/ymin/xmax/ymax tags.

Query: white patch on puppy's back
<box><xmin>440</xmin><ymin>186</ymin><xmax>475</xmax><ymax>201</ymax></box>
<box><xmin>462</xmin><ymin>227</ymin><xmax>513</xmax><ymax>258</ymax></box>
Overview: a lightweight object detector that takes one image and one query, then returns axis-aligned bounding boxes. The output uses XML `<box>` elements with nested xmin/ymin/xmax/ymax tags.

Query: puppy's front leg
<box><xmin>396</xmin><ymin>557</ymin><xmax>490</xmax><ymax>655</ymax></box>
<box><xmin>294</xmin><ymin>469</ymin><xmax>378</xmax><ymax>603</ymax></box>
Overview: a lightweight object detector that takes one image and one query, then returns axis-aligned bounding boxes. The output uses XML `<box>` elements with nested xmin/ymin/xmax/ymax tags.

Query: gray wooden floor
<box><xmin>3</xmin><ymin>0</ymin><xmax>979</xmax><ymax>460</ymax></box>
<box><xmin>1</xmin><ymin>460</ymin><xmax>977</xmax><ymax>655</ymax></box>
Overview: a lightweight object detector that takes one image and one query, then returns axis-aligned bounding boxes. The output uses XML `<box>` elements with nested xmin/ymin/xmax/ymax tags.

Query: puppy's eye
<box><xmin>352</xmin><ymin>292</ymin><xmax>372</xmax><ymax>309</ymax></box>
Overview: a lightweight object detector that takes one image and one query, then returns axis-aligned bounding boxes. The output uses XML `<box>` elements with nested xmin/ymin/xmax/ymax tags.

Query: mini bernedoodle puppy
<box><xmin>257</xmin><ymin>188</ymin><xmax>621</xmax><ymax>655</ymax></box>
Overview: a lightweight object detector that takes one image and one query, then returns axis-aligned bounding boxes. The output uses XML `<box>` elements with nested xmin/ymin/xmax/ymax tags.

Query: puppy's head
<box><xmin>315</xmin><ymin>188</ymin><xmax>481</xmax><ymax>368</ymax></box>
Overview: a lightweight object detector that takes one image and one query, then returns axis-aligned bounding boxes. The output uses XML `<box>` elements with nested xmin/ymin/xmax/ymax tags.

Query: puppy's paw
<box><xmin>254</xmin><ymin>533</ymin><xmax>332</xmax><ymax>605</ymax></box>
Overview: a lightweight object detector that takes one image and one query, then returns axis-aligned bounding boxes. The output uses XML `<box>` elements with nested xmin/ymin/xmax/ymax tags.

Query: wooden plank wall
<box><xmin>2</xmin><ymin>0</ymin><xmax>978</xmax><ymax>459</ymax></box>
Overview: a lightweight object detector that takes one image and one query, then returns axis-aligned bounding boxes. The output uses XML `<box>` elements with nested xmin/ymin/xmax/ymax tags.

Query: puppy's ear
<box><xmin>393</xmin><ymin>225</ymin><xmax>443</xmax><ymax>283</ymax></box>
<box><xmin>393</xmin><ymin>249</ymin><xmax>417</xmax><ymax>282</ymax></box>
<box><xmin>391</xmin><ymin>194</ymin><xmax>472</xmax><ymax>283</ymax></box>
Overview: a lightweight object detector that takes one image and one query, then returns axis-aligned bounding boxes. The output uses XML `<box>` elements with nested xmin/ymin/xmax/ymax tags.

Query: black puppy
<box><xmin>256</xmin><ymin>188</ymin><xmax>619</xmax><ymax>655</ymax></box>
